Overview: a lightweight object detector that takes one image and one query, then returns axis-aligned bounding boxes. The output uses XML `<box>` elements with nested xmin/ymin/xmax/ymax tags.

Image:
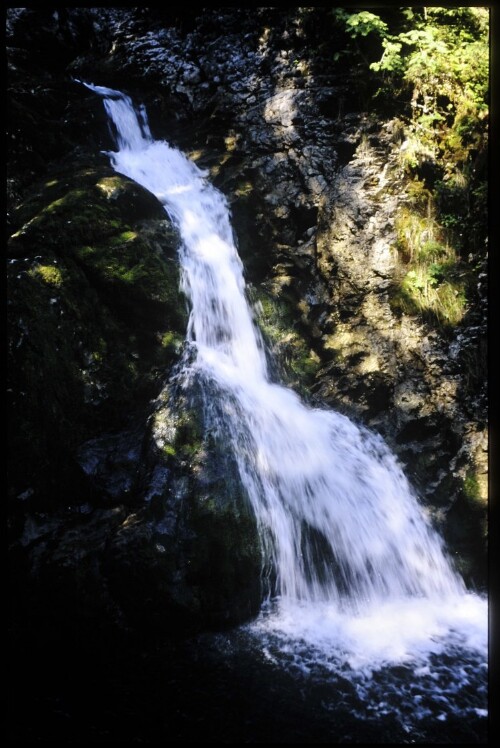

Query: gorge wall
<box><xmin>7</xmin><ymin>7</ymin><xmax>488</xmax><ymax>643</ymax></box>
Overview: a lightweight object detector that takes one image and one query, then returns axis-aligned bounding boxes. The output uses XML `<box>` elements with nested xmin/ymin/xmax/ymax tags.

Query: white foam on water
<box><xmin>251</xmin><ymin>592</ymin><xmax>487</xmax><ymax>672</ymax></box>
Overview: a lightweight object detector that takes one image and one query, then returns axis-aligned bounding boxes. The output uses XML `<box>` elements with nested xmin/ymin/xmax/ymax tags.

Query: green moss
<box><xmin>13</xmin><ymin>187</ymin><xmax>121</xmax><ymax>249</ymax></box>
<box><xmin>405</xmin><ymin>177</ymin><xmax>433</xmax><ymax>212</ymax></box>
<box><xmin>76</xmin><ymin>238</ymin><xmax>155</xmax><ymax>286</ymax></box>
<box><xmin>160</xmin><ymin>331</ymin><xmax>184</xmax><ymax>353</ymax></box>
<box><xmin>96</xmin><ymin>176</ymin><xmax>125</xmax><ymax>196</ymax></box>
<box><xmin>252</xmin><ymin>289</ymin><xmax>321</xmax><ymax>390</ymax></box>
<box><xmin>44</xmin><ymin>189</ymin><xmax>87</xmax><ymax>213</ymax></box>
<box><xmin>463</xmin><ymin>469</ymin><xmax>482</xmax><ymax>504</ymax></box>
<box><xmin>29</xmin><ymin>263</ymin><xmax>64</xmax><ymax>286</ymax></box>
<box><xmin>151</xmin><ymin>392</ymin><xmax>262</xmax><ymax>620</ymax></box>
<box><xmin>10</xmin><ymin>165</ymin><xmax>167</xmax><ymax>254</ymax></box>
<box><xmin>175</xmin><ymin>410</ymin><xmax>204</xmax><ymax>460</ymax></box>
<box><xmin>107</xmin><ymin>230</ymin><xmax>137</xmax><ymax>245</ymax></box>
<box><xmin>11</xmin><ymin>167</ymin><xmax>186</xmax><ymax>323</ymax></box>
<box><xmin>444</xmin><ymin>466</ymin><xmax>488</xmax><ymax>588</ymax></box>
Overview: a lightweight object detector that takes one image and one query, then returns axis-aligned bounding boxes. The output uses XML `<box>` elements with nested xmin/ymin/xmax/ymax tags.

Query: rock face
<box><xmin>8</xmin><ymin>6</ymin><xmax>487</xmax><ymax>645</ymax></box>
<box><xmin>8</xmin><ymin>164</ymin><xmax>184</xmax><ymax>503</ymax></box>
<box><xmin>8</xmin><ymin>158</ymin><xmax>262</xmax><ymax>634</ymax></box>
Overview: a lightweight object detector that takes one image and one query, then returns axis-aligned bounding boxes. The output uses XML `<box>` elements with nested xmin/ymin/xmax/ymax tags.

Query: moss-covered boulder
<box><xmin>8</xmin><ymin>164</ymin><xmax>187</xmax><ymax>516</ymax></box>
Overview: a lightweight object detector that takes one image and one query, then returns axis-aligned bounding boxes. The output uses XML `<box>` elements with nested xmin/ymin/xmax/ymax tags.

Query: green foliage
<box><xmin>394</xmin><ymin>205</ymin><xmax>437</xmax><ymax>262</ymax></box>
<box><xmin>331</xmin><ymin>6</ymin><xmax>488</xmax><ymax>330</ymax></box>
<box><xmin>393</xmin><ymin>262</ymin><xmax>467</xmax><ymax>328</ymax></box>
<box><xmin>405</xmin><ymin>177</ymin><xmax>432</xmax><ymax>211</ymax></box>
<box><xmin>419</xmin><ymin>240</ymin><xmax>447</xmax><ymax>262</ymax></box>
<box><xmin>334</xmin><ymin>9</ymin><xmax>388</xmax><ymax>39</ymax></box>
<box><xmin>358</xmin><ymin>7</ymin><xmax>489</xmax><ymax>110</ymax></box>
<box><xmin>371</xmin><ymin>38</ymin><xmax>404</xmax><ymax>73</ymax></box>
<box><xmin>331</xmin><ymin>7</ymin><xmax>488</xmax><ymax>192</ymax></box>
<box><xmin>391</xmin><ymin>195</ymin><xmax>471</xmax><ymax>329</ymax></box>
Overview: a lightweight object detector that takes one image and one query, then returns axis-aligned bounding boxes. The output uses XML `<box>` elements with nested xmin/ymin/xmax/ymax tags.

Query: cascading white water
<box><xmin>83</xmin><ymin>83</ymin><xmax>487</xmax><ymax>683</ymax></box>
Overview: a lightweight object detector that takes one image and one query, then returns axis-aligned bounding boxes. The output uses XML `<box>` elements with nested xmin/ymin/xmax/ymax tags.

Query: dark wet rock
<box><xmin>134</xmin><ymin>378</ymin><xmax>263</xmax><ymax>629</ymax></box>
<box><xmin>10</xmin><ymin>378</ymin><xmax>262</xmax><ymax>639</ymax></box>
<box><xmin>77</xmin><ymin>428</ymin><xmax>144</xmax><ymax>502</ymax></box>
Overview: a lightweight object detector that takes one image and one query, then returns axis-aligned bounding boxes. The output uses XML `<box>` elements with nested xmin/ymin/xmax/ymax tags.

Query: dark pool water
<box><xmin>9</xmin><ymin>622</ymin><xmax>488</xmax><ymax>743</ymax></box>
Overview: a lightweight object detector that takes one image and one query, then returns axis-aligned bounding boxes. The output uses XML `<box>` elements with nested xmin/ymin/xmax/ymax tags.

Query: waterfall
<box><xmin>83</xmin><ymin>83</ymin><xmax>487</xmax><ymax>678</ymax></box>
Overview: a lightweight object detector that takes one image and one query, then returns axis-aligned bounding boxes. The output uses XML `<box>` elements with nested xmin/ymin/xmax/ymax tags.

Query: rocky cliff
<box><xmin>7</xmin><ymin>7</ymin><xmax>488</xmax><ymax>649</ymax></box>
